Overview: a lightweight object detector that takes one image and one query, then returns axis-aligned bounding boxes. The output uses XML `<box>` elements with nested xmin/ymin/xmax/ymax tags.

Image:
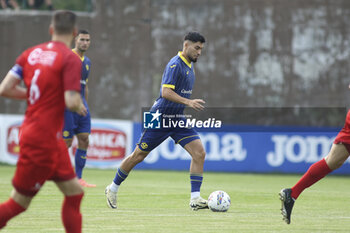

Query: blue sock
<box><xmin>113</xmin><ymin>168</ymin><xmax>129</xmax><ymax>185</ymax></box>
<box><xmin>75</xmin><ymin>149</ymin><xmax>87</xmax><ymax>179</ymax></box>
<box><xmin>190</xmin><ymin>174</ymin><xmax>203</xmax><ymax>192</ymax></box>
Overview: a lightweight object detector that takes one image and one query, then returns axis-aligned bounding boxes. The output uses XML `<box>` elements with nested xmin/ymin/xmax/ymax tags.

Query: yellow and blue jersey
<box><xmin>63</xmin><ymin>50</ymin><xmax>91</xmax><ymax>139</ymax></box>
<box><xmin>72</xmin><ymin>49</ymin><xmax>91</xmax><ymax>100</ymax></box>
<box><xmin>151</xmin><ymin>51</ymin><xmax>195</xmax><ymax>114</ymax></box>
<box><xmin>138</xmin><ymin>51</ymin><xmax>200</xmax><ymax>152</ymax></box>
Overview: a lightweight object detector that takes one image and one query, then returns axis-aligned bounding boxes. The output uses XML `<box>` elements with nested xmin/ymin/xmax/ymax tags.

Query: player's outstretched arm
<box><xmin>162</xmin><ymin>86</ymin><xmax>205</xmax><ymax>111</ymax></box>
<box><xmin>64</xmin><ymin>90</ymin><xmax>87</xmax><ymax>116</ymax></box>
<box><xmin>0</xmin><ymin>72</ymin><xmax>27</xmax><ymax>99</ymax></box>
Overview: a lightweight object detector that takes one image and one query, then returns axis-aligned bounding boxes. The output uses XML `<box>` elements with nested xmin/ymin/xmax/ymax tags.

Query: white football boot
<box><xmin>105</xmin><ymin>185</ymin><xmax>117</xmax><ymax>209</ymax></box>
<box><xmin>189</xmin><ymin>196</ymin><xmax>209</xmax><ymax>211</ymax></box>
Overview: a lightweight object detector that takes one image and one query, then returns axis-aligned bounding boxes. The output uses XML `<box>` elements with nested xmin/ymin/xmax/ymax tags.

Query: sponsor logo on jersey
<box><xmin>28</xmin><ymin>48</ymin><xmax>57</xmax><ymax>66</ymax></box>
<box><xmin>181</xmin><ymin>89</ymin><xmax>192</xmax><ymax>94</ymax></box>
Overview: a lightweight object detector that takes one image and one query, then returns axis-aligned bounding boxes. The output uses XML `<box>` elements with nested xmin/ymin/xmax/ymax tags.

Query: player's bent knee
<box><xmin>134</xmin><ymin>153</ymin><xmax>148</xmax><ymax>163</ymax></box>
<box><xmin>325</xmin><ymin>144</ymin><xmax>350</xmax><ymax>170</ymax></box>
<box><xmin>131</xmin><ymin>150</ymin><xmax>149</xmax><ymax>164</ymax></box>
<box><xmin>72</xmin><ymin>181</ymin><xmax>84</xmax><ymax>195</ymax></box>
<box><xmin>65</xmin><ymin>139</ymin><xmax>73</xmax><ymax>148</ymax></box>
<box><xmin>11</xmin><ymin>190</ymin><xmax>33</xmax><ymax>209</ymax></box>
<box><xmin>80</xmin><ymin>135</ymin><xmax>89</xmax><ymax>144</ymax></box>
<box><xmin>327</xmin><ymin>158</ymin><xmax>346</xmax><ymax>170</ymax></box>
<box><xmin>77</xmin><ymin>134</ymin><xmax>89</xmax><ymax>148</ymax></box>
<box><xmin>194</xmin><ymin>148</ymin><xmax>206</xmax><ymax>161</ymax></box>
<box><xmin>56</xmin><ymin>178</ymin><xmax>84</xmax><ymax>196</ymax></box>
<box><xmin>200</xmin><ymin>148</ymin><xmax>206</xmax><ymax>158</ymax></box>
<box><xmin>325</xmin><ymin>155</ymin><xmax>346</xmax><ymax>170</ymax></box>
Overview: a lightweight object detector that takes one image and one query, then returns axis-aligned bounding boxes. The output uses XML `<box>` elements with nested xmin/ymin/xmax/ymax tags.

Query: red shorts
<box><xmin>334</xmin><ymin>110</ymin><xmax>350</xmax><ymax>152</ymax></box>
<box><xmin>12</xmin><ymin>139</ymin><xmax>76</xmax><ymax>197</ymax></box>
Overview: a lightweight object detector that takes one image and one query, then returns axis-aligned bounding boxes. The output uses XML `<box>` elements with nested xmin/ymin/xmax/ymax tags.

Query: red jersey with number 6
<box><xmin>12</xmin><ymin>41</ymin><xmax>81</xmax><ymax>148</ymax></box>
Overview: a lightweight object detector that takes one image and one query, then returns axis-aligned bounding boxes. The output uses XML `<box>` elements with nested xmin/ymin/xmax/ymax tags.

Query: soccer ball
<box><xmin>208</xmin><ymin>190</ymin><xmax>231</xmax><ymax>212</ymax></box>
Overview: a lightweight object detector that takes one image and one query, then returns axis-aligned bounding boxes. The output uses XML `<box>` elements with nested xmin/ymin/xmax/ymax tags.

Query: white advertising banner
<box><xmin>70</xmin><ymin>119</ymin><xmax>133</xmax><ymax>169</ymax></box>
<box><xmin>0</xmin><ymin>114</ymin><xmax>133</xmax><ymax>169</ymax></box>
<box><xmin>0</xmin><ymin>114</ymin><xmax>24</xmax><ymax>165</ymax></box>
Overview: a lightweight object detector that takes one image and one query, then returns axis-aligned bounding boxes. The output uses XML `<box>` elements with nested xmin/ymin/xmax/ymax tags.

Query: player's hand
<box><xmin>76</xmin><ymin>103</ymin><xmax>88</xmax><ymax>116</ymax></box>
<box><xmin>187</xmin><ymin>99</ymin><xmax>205</xmax><ymax>111</ymax></box>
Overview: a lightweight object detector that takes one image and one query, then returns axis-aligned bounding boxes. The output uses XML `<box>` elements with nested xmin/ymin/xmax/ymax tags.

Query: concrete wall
<box><xmin>1</xmin><ymin>0</ymin><xmax>350</xmax><ymax>124</ymax></box>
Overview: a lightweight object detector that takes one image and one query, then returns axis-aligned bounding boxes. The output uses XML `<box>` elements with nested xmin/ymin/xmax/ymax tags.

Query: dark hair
<box><xmin>52</xmin><ymin>10</ymin><xmax>77</xmax><ymax>35</ymax></box>
<box><xmin>78</xmin><ymin>29</ymin><xmax>89</xmax><ymax>35</ymax></box>
<box><xmin>184</xmin><ymin>31</ymin><xmax>205</xmax><ymax>43</ymax></box>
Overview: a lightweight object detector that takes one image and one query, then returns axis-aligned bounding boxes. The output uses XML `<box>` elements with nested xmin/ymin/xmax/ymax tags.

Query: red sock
<box><xmin>291</xmin><ymin>159</ymin><xmax>332</xmax><ymax>200</ymax></box>
<box><xmin>0</xmin><ymin>198</ymin><xmax>26</xmax><ymax>229</ymax></box>
<box><xmin>62</xmin><ymin>193</ymin><xmax>84</xmax><ymax>233</ymax></box>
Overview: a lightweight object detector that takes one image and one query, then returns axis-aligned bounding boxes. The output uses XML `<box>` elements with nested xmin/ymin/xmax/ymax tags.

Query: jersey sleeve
<box><xmin>62</xmin><ymin>53</ymin><xmax>82</xmax><ymax>92</ymax></box>
<box><xmin>86</xmin><ymin>58</ymin><xmax>91</xmax><ymax>83</ymax></box>
<box><xmin>9</xmin><ymin>52</ymin><xmax>27</xmax><ymax>79</ymax></box>
<box><xmin>161</xmin><ymin>63</ymin><xmax>180</xmax><ymax>90</ymax></box>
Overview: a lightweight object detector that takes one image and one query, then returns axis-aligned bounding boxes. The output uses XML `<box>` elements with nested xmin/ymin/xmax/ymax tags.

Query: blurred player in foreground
<box><xmin>280</xmin><ymin>108</ymin><xmax>350</xmax><ymax>224</ymax></box>
<box><xmin>105</xmin><ymin>31</ymin><xmax>208</xmax><ymax>210</ymax></box>
<box><xmin>63</xmin><ymin>29</ymin><xmax>95</xmax><ymax>187</ymax></box>
<box><xmin>0</xmin><ymin>10</ymin><xmax>86</xmax><ymax>233</ymax></box>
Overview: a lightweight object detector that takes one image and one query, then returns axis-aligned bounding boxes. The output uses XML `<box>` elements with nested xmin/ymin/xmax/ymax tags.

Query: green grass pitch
<box><xmin>1</xmin><ymin>164</ymin><xmax>350</xmax><ymax>232</ymax></box>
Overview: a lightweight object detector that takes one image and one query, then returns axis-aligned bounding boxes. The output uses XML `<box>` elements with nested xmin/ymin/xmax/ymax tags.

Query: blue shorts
<box><xmin>63</xmin><ymin>106</ymin><xmax>91</xmax><ymax>139</ymax></box>
<box><xmin>137</xmin><ymin>127</ymin><xmax>200</xmax><ymax>152</ymax></box>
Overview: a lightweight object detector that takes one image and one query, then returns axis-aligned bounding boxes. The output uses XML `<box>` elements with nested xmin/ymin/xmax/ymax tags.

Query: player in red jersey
<box><xmin>0</xmin><ymin>11</ymin><xmax>87</xmax><ymax>233</ymax></box>
<box><xmin>280</xmin><ymin>109</ymin><xmax>350</xmax><ymax>224</ymax></box>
